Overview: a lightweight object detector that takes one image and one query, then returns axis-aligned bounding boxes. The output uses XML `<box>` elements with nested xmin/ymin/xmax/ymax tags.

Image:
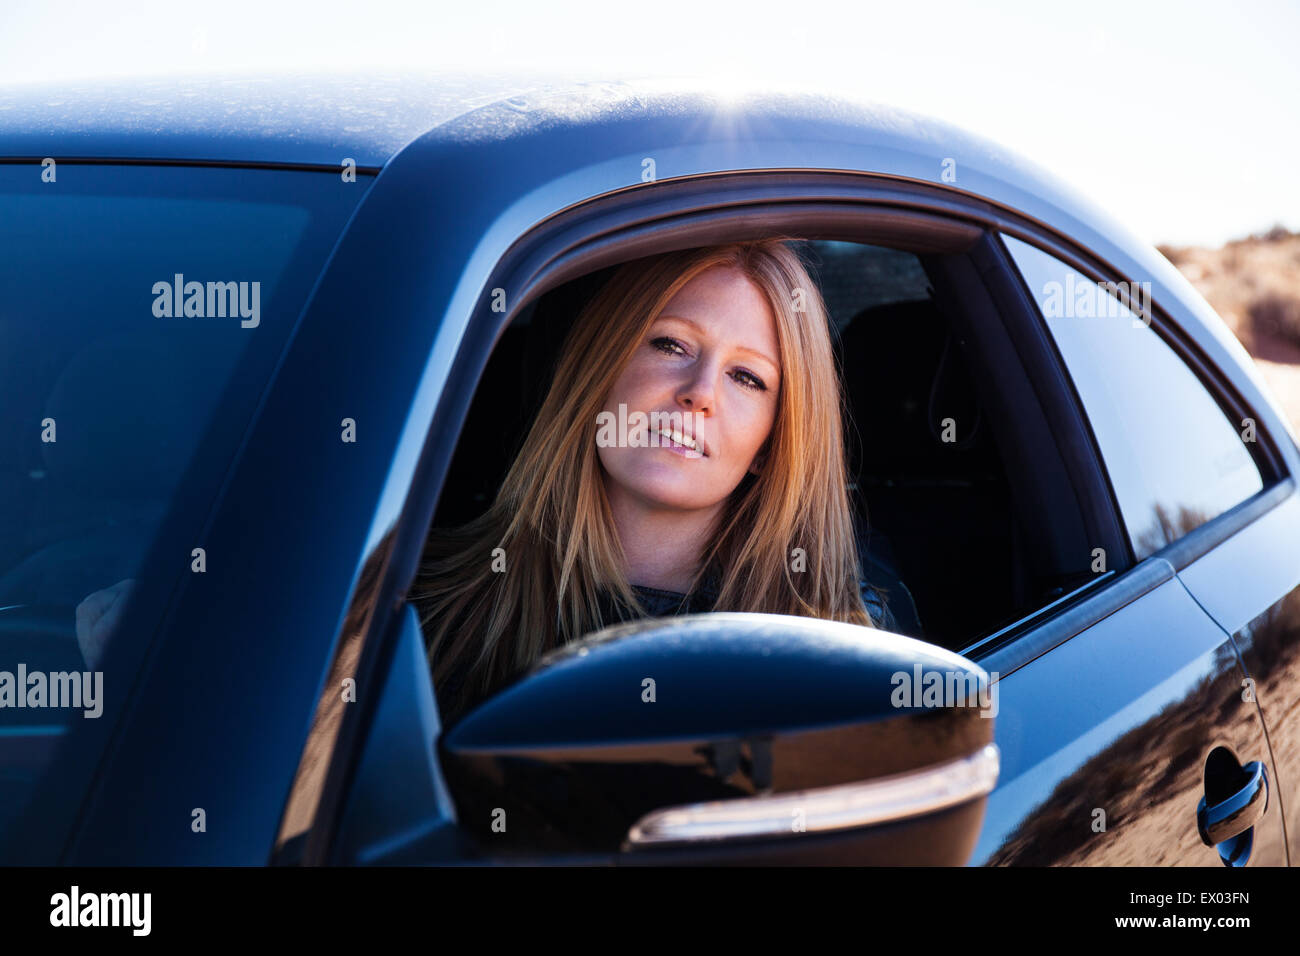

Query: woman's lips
<box><xmin>654</xmin><ymin>425</ymin><xmax>706</xmax><ymax>458</ymax></box>
<box><xmin>657</xmin><ymin>437</ymin><xmax>705</xmax><ymax>459</ymax></box>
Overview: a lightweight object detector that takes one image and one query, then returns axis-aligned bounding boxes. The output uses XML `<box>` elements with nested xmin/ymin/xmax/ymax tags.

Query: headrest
<box><xmin>837</xmin><ymin>299</ymin><xmax>981</xmax><ymax>468</ymax></box>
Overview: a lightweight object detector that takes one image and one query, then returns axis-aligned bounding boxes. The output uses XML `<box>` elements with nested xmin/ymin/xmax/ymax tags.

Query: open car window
<box><xmin>424</xmin><ymin>234</ymin><xmax>1104</xmax><ymax>654</ymax></box>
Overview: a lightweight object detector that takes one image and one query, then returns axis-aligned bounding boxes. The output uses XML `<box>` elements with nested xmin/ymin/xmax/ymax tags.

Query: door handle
<box><xmin>1197</xmin><ymin>760</ymin><xmax>1268</xmax><ymax>847</ymax></box>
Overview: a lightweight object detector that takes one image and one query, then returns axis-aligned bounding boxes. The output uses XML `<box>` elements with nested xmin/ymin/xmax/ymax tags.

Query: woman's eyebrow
<box><xmin>655</xmin><ymin>314</ymin><xmax>780</xmax><ymax>374</ymax></box>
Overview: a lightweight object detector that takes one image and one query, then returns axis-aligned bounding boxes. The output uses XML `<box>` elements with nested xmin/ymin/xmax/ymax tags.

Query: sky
<box><xmin>4</xmin><ymin>0</ymin><xmax>1296</xmax><ymax>247</ymax></box>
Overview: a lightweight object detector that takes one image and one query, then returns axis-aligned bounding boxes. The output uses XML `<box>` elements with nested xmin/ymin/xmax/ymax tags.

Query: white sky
<box><xmin>5</xmin><ymin>0</ymin><xmax>1296</xmax><ymax>246</ymax></box>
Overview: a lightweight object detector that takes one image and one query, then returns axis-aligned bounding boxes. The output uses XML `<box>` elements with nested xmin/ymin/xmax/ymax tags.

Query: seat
<box><xmin>835</xmin><ymin>296</ymin><xmax>1014</xmax><ymax>647</ymax></box>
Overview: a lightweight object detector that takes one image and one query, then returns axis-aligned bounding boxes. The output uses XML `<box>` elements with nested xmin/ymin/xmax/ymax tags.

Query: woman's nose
<box><xmin>676</xmin><ymin>367</ymin><xmax>715</xmax><ymax>415</ymax></box>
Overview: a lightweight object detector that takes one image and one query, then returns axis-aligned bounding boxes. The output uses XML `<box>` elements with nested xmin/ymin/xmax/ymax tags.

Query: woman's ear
<box><xmin>747</xmin><ymin>450</ymin><xmax>767</xmax><ymax>476</ymax></box>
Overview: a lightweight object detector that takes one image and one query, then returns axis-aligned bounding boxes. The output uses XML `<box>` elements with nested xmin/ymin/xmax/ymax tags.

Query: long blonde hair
<box><xmin>411</xmin><ymin>238</ymin><xmax>872</xmax><ymax>718</ymax></box>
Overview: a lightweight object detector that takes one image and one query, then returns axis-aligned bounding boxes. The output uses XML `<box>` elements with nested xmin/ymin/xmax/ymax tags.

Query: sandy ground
<box><xmin>1255</xmin><ymin>359</ymin><xmax>1300</xmax><ymax>434</ymax></box>
<box><xmin>1161</xmin><ymin>230</ymin><xmax>1300</xmax><ymax>430</ymax></box>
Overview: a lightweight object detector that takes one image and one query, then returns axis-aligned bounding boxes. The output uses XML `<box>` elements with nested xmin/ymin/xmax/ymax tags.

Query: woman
<box><xmin>409</xmin><ymin>238</ymin><xmax>895</xmax><ymax>726</ymax></box>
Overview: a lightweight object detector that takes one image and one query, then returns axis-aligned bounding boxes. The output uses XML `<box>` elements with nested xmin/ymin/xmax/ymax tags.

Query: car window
<box><xmin>1002</xmin><ymin>234</ymin><xmax>1264</xmax><ymax>560</ymax></box>
<box><xmin>0</xmin><ymin>164</ymin><xmax>368</xmax><ymax>856</ymax></box>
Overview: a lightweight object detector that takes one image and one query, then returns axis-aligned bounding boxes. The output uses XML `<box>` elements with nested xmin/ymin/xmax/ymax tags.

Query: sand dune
<box><xmin>1159</xmin><ymin>227</ymin><xmax>1300</xmax><ymax>429</ymax></box>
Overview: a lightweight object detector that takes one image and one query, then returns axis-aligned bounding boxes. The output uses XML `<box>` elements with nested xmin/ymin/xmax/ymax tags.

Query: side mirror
<box><xmin>440</xmin><ymin>612</ymin><xmax>998</xmax><ymax>865</ymax></box>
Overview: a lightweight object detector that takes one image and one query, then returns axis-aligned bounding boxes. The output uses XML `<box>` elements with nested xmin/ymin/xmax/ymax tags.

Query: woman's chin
<box><xmin>621</xmin><ymin>475</ymin><xmax>724</xmax><ymax>512</ymax></box>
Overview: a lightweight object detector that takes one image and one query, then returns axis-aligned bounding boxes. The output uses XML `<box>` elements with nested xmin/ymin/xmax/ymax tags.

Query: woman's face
<box><xmin>596</xmin><ymin>265</ymin><xmax>782</xmax><ymax>514</ymax></box>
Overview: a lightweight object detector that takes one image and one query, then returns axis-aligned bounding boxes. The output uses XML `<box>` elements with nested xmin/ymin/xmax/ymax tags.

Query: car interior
<box><xmin>427</xmin><ymin>238</ymin><xmax>1098</xmax><ymax>653</ymax></box>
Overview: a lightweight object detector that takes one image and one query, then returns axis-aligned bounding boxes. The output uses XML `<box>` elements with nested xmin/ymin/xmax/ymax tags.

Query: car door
<box><xmin>967</xmin><ymin>233</ymin><xmax>1286</xmax><ymax>865</ymax></box>
<box><xmin>1176</xmin><ymin>488</ymin><xmax>1300</xmax><ymax>867</ymax></box>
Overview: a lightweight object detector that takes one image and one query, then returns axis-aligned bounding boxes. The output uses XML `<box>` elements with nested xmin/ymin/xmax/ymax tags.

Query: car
<box><xmin>0</xmin><ymin>71</ymin><xmax>1297</xmax><ymax>866</ymax></box>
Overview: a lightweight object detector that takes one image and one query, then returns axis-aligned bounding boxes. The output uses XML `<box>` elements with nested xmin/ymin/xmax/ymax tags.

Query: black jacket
<box><xmin>431</xmin><ymin>540</ymin><xmax>922</xmax><ymax>726</ymax></box>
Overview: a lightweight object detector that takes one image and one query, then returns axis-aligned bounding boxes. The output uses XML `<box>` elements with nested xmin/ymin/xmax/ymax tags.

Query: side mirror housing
<box><xmin>440</xmin><ymin>612</ymin><xmax>998</xmax><ymax>864</ymax></box>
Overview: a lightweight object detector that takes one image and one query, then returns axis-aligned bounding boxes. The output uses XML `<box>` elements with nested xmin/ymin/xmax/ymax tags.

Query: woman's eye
<box><xmin>651</xmin><ymin>336</ymin><xmax>686</xmax><ymax>356</ymax></box>
<box><xmin>651</xmin><ymin>336</ymin><xmax>766</xmax><ymax>391</ymax></box>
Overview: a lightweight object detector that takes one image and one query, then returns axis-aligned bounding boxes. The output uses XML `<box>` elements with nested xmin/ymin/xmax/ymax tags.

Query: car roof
<box><xmin>0</xmin><ymin>70</ymin><xmax>576</xmax><ymax>168</ymax></box>
<box><xmin>0</xmin><ymin>70</ymin><xmax>1139</xmax><ymax>246</ymax></box>
<box><xmin>0</xmin><ymin>69</ymin><xmax>1038</xmax><ymax>176</ymax></box>
<box><xmin>3</xmin><ymin>69</ymin><xmax>1286</xmax><ymax>455</ymax></box>
<box><xmin>0</xmin><ymin>70</ymin><xmax>1154</xmax><ymax>261</ymax></box>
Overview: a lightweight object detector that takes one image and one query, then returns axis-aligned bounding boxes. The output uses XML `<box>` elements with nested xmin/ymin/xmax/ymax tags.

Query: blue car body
<box><xmin>1</xmin><ymin>72</ymin><xmax>1297</xmax><ymax>865</ymax></box>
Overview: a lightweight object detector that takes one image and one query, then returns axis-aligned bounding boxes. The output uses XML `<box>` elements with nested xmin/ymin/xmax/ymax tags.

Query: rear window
<box><xmin>0</xmin><ymin>163</ymin><xmax>368</xmax><ymax>858</ymax></box>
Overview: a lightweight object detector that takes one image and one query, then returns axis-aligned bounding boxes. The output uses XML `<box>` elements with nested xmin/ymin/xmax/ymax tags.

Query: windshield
<box><xmin>0</xmin><ymin>163</ymin><xmax>369</xmax><ymax>859</ymax></box>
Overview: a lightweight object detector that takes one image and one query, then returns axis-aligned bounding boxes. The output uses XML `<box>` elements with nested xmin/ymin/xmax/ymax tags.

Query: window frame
<box><xmin>291</xmin><ymin>168</ymin><xmax>1249</xmax><ymax>862</ymax></box>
